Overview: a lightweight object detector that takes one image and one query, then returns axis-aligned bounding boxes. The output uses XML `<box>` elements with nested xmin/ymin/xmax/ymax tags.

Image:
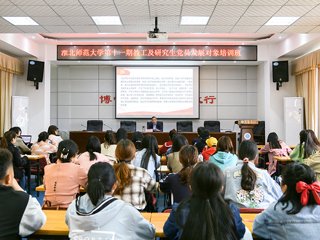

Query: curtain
<box><xmin>0</xmin><ymin>52</ymin><xmax>24</xmax><ymax>136</ymax></box>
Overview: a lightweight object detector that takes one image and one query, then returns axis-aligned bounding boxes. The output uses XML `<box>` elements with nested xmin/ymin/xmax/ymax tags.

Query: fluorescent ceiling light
<box><xmin>92</xmin><ymin>16</ymin><xmax>122</xmax><ymax>25</ymax></box>
<box><xmin>181</xmin><ymin>16</ymin><xmax>209</xmax><ymax>25</ymax></box>
<box><xmin>2</xmin><ymin>16</ymin><xmax>38</xmax><ymax>25</ymax></box>
<box><xmin>265</xmin><ymin>17</ymin><xmax>300</xmax><ymax>26</ymax></box>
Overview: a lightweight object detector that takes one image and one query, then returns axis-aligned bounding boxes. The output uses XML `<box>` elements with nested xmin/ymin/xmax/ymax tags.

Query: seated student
<box><xmin>0</xmin><ymin>149</ymin><xmax>46</xmax><ymax>239</ymax></box>
<box><xmin>101</xmin><ymin>131</ymin><xmax>117</xmax><ymax>163</ymax></box>
<box><xmin>131</xmin><ymin>131</ymin><xmax>144</xmax><ymax>150</ymax></box>
<box><xmin>43</xmin><ymin>140</ymin><xmax>87</xmax><ymax>208</ymax></box>
<box><xmin>163</xmin><ymin>161</ymin><xmax>247</xmax><ymax>240</ymax></box>
<box><xmin>160</xmin><ymin>145</ymin><xmax>198</xmax><ymax>203</ymax></box>
<box><xmin>290</xmin><ymin>130</ymin><xmax>319</xmax><ymax>162</ymax></box>
<box><xmin>307</xmin><ymin>129</ymin><xmax>320</xmax><ymax>146</ymax></box>
<box><xmin>116</xmin><ymin>127</ymin><xmax>127</xmax><ymax>143</ymax></box>
<box><xmin>209</xmin><ymin>136</ymin><xmax>238</xmax><ymax>171</ymax></box>
<box><xmin>304</xmin><ymin>150</ymin><xmax>320</xmax><ymax>182</ymax></box>
<box><xmin>10</xmin><ymin>126</ymin><xmax>31</xmax><ymax>154</ymax></box>
<box><xmin>159</xmin><ymin>129</ymin><xmax>177</xmax><ymax>155</ymax></box>
<box><xmin>167</xmin><ymin>135</ymin><xmax>189</xmax><ymax>173</ymax></box>
<box><xmin>48</xmin><ymin>125</ymin><xmax>63</xmax><ymax>147</ymax></box>
<box><xmin>65</xmin><ymin>162</ymin><xmax>155</xmax><ymax>240</ymax></box>
<box><xmin>260</xmin><ymin>132</ymin><xmax>292</xmax><ymax>176</ymax></box>
<box><xmin>133</xmin><ymin>134</ymin><xmax>160</xmax><ymax>180</ymax></box>
<box><xmin>75</xmin><ymin>136</ymin><xmax>112</xmax><ymax>173</ymax></box>
<box><xmin>113</xmin><ymin>139</ymin><xmax>157</xmax><ymax>210</ymax></box>
<box><xmin>31</xmin><ymin>131</ymin><xmax>57</xmax><ymax>164</ymax></box>
<box><xmin>195</xmin><ymin>130</ymin><xmax>210</xmax><ymax>154</ymax></box>
<box><xmin>253</xmin><ymin>162</ymin><xmax>320</xmax><ymax>240</ymax></box>
<box><xmin>201</xmin><ymin>137</ymin><xmax>217</xmax><ymax>161</ymax></box>
<box><xmin>192</xmin><ymin>126</ymin><xmax>205</xmax><ymax>146</ymax></box>
<box><xmin>224</xmin><ymin>140</ymin><xmax>282</xmax><ymax>209</ymax></box>
<box><xmin>0</xmin><ymin>131</ymin><xmax>27</xmax><ymax>188</ymax></box>
<box><xmin>147</xmin><ymin>116</ymin><xmax>163</xmax><ymax>132</ymax></box>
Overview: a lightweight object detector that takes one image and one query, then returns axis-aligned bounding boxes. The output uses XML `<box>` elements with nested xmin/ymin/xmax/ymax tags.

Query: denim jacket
<box><xmin>163</xmin><ymin>202</ymin><xmax>246</xmax><ymax>240</ymax></box>
<box><xmin>253</xmin><ymin>201</ymin><xmax>320</xmax><ymax>240</ymax></box>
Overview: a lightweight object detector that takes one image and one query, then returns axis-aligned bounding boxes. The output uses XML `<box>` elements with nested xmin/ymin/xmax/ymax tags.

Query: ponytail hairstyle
<box><xmin>276</xmin><ymin>162</ymin><xmax>319</xmax><ymax>214</ymax></box>
<box><xmin>0</xmin><ymin>131</ymin><xmax>17</xmax><ymax>148</ymax></box>
<box><xmin>176</xmin><ymin>162</ymin><xmax>237</xmax><ymax>240</ymax></box>
<box><xmin>86</xmin><ymin>136</ymin><xmax>101</xmax><ymax>161</ymax></box>
<box><xmin>37</xmin><ymin>131</ymin><xmax>49</xmax><ymax>142</ymax></box>
<box><xmin>48</xmin><ymin>125</ymin><xmax>58</xmax><ymax>136</ymax></box>
<box><xmin>214</xmin><ymin>136</ymin><xmax>234</xmax><ymax>155</ymax></box>
<box><xmin>57</xmin><ymin>140</ymin><xmax>78</xmax><ymax>163</ymax></box>
<box><xmin>267</xmin><ymin>132</ymin><xmax>282</xmax><ymax>149</ymax></box>
<box><xmin>307</xmin><ymin>129</ymin><xmax>320</xmax><ymax>147</ymax></box>
<box><xmin>140</xmin><ymin>134</ymin><xmax>158</xmax><ymax>171</ymax></box>
<box><xmin>238</xmin><ymin>140</ymin><xmax>258</xmax><ymax>191</ymax></box>
<box><xmin>178</xmin><ymin>145</ymin><xmax>198</xmax><ymax>184</ymax></box>
<box><xmin>299</xmin><ymin>130</ymin><xmax>319</xmax><ymax>159</ymax></box>
<box><xmin>113</xmin><ymin>139</ymin><xmax>135</xmax><ymax>195</ymax></box>
<box><xmin>87</xmin><ymin>162</ymin><xmax>117</xmax><ymax>206</ymax></box>
<box><xmin>104</xmin><ymin>131</ymin><xmax>116</xmax><ymax>148</ymax></box>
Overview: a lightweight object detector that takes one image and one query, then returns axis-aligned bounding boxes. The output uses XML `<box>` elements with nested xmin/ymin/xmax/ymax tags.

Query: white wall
<box><xmin>50</xmin><ymin>65</ymin><xmax>257</xmax><ymax>134</ymax></box>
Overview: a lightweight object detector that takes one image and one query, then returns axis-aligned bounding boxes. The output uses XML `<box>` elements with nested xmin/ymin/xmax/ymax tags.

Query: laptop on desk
<box><xmin>21</xmin><ymin>135</ymin><xmax>32</xmax><ymax>144</ymax></box>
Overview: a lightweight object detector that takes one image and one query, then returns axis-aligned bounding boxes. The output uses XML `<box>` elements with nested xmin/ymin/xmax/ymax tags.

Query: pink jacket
<box><xmin>43</xmin><ymin>162</ymin><xmax>87</xmax><ymax>208</ymax></box>
<box><xmin>261</xmin><ymin>141</ymin><xmax>292</xmax><ymax>176</ymax></box>
<box><xmin>75</xmin><ymin>152</ymin><xmax>112</xmax><ymax>173</ymax></box>
<box><xmin>31</xmin><ymin>140</ymin><xmax>57</xmax><ymax>164</ymax></box>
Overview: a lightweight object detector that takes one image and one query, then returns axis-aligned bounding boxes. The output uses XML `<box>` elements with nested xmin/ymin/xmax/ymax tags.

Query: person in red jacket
<box><xmin>202</xmin><ymin>137</ymin><xmax>217</xmax><ymax>161</ymax></box>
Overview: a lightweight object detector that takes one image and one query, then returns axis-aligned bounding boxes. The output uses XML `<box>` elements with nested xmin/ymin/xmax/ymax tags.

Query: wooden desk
<box><xmin>70</xmin><ymin>131</ymin><xmax>237</xmax><ymax>153</ymax></box>
<box><xmin>23</xmin><ymin>155</ymin><xmax>44</xmax><ymax>195</ymax></box>
<box><xmin>257</xmin><ymin>145</ymin><xmax>296</xmax><ymax>150</ymax></box>
<box><xmin>36</xmin><ymin>184</ymin><xmax>86</xmax><ymax>192</ymax></box>
<box><xmin>156</xmin><ymin>165</ymin><xmax>171</xmax><ymax>174</ymax></box>
<box><xmin>29</xmin><ymin>210</ymin><xmax>151</xmax><ymax>238</ymax></box>
<box><xmin>273</xmin><ymin>156</ymin><xmax>292</xmax><ymax>162</ymax></box>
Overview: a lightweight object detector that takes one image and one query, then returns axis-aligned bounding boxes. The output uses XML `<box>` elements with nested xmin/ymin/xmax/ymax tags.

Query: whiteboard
<box><xmin>12</xmin><ymin>96</ymin><xmax>29</xmax><ymax>134</ymax></box>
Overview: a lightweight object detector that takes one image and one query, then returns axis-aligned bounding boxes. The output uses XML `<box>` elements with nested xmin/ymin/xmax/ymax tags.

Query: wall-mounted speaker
<box><xmin>273</xmin><ymin>61</ymin><xmax>288</xmax><ymax>83</ymax></box>
<box><xmin>27</xmin><ymin>60</ymin><xmax>44</xmax><ymax>82</ymax></box>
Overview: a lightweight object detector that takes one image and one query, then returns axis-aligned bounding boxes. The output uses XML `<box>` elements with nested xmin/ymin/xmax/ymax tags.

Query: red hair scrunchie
<box><xmin>296</xmin><ymin>181</ymin><xmax>320</xmax><ymax>206</ymax></box>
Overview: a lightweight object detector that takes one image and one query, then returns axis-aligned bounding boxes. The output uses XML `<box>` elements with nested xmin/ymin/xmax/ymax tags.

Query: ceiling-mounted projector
<box><xmin>147</xmin><ymin>17</ymin><xmax>168</xmax><ymax>43</ymax></box>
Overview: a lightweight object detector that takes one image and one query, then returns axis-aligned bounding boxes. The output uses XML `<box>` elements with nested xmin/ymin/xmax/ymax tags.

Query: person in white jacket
<box><xmin>65</xmin><ymin>162</ymin><xmax>155</xmax><ymax>240</ymax></box>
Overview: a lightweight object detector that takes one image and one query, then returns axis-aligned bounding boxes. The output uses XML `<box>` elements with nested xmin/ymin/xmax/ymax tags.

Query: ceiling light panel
<box><xmin>265</xmin><ymin>17</ymin><xmax>300</xmax><ymax>25</ymax></box>
<box><xmin>92</xmin><ymin>16</ymin><xmax>122</xmax><ymax>25</ymax></box>
<box><xmin>181</xmin><ymin>16</ymin><xmax>209</xmax><ymax>25</ymax></box>
<box><xmin>2</xmin><ymin>16</ymin><xmax>38</xmax><ymax>25</ymax></box>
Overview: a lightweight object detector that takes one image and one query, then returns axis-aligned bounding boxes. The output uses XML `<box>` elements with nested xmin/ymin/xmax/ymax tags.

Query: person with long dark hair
<box><xmin>43</xmin><ymin>140</ymin><xmax>87</xmax><ymax>208</ymax></box>
<box><xmin>75</xmin><ymin>136</ymin><xmax>112</xmax><ymax>173</ymax></box>
<box><xmin>47</xmin><ymin>125</ymin><xmax>63</xmax><ymax>147</ymax></box>
<box><xmin>132</xmin><ymin>134</ymin><xmax>160</xmax><ymax>180</ymax></box>
<box><xmin>116</xmin><ymin>128</ymin><xmax>127</xmax><ymax>143</ymax></box>
<box><xmin>253</xmin><ymin>162</ymin><xmax>320</xmax><ymax>239</ymax></box>
<box><xmin>131</xmin><ymin>131</ymin><xmax>144</xmax><ymax>151</ymax></box>
<box><xmin>160</xmin><ymin>145</ymin><xmax>198</xmax><ymax>203</ymax></box>
<box><xmin>0</xmin><ymin>131</ymin><xmax>27</xmax><ymax>188</ymax></box>
<box><xmin>307</xmin><ymin>129</ymin><xmax>320</xmax><ymax>146</ymax></box>
<box><xmin>260</xmin><ymin>132</ymin><xmax>292</xmax><ymax>176</ymax></box>
<box><xmin>290</xmin><ymin>130</ymin><xmax>319</xmax><ymax>162</ymax></box>
<box><xmin>209</xmin><ymin>136</ymin><xmax>238</xmax><ymax>171</ymax></box>
<box><xmin>224</xmin><ymin>140</ymin><xmax>282</xmax><ymax>208</ymax></box>
<box><xmin>159</xmin><ymin>129</ymin><xmax>177</xmax><ymax>155</ymax></box>
<box><xmin>9</xmin><ymin>126</ymin><xmax>31</xmax><ymax>154</ymax></box>
<box><xmin>163</xmin><ymin>161</ymin><xmax>247</xmax><ymax>240</ymax></box>
<box><xmin>65</xmin><ymin>162</ymin><xmax>155</xmax><ymax>240</ymax></box>
<box><xmin>167</xmin><ymin>135</ymin><xmax>189</xmax><ymax>173</ymax></box>
<box><xmin>113</xmin><ymin>139</ymin><xmax>157</xmax><ymax>210</ymax></box>
<box><xmin>31</xmin><ymin>131</ymin><xmax>57</xmax><ymax>164</ymax></box>
<box><xmin>101</xmin><ymin>131</ymin><xmax>117</xmax><ymax>163</ymax></box>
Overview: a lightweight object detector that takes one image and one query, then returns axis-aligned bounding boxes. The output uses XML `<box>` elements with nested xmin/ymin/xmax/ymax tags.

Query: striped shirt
<box><xmin>114</xmin><ymin>164</ymin><xmax>157</xmax><ymax>210</ymax></box>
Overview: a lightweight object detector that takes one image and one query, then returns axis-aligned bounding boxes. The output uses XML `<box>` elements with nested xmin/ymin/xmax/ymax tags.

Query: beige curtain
<box><xmin>0</xmin><ymin>52</ymin><xmax>24</xmax><ymax>136</ymax></box>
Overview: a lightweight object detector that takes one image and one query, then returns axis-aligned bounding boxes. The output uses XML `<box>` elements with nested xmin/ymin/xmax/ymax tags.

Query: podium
<box><xmin>237</xmin><ymin>120</ymin><xmax>259</xmax><ymax>144</ymax></box>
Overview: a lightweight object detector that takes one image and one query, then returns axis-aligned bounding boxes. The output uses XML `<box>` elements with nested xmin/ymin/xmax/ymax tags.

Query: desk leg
<box><xmin>37</xmin><ymin>159</ymin><xmax>40</xmax><ymax>197</ymax></box>
<box><xmin>27</xmin><ymin>160</ymin><xmax>31</xmax><ymax>194</ymax></box>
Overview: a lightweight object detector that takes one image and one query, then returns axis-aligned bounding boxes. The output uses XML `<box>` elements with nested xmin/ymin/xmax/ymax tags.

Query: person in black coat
<box><xmin>147</xmin><ymin>116</ymin><xmax>163</xmax><ymax>132</ymax></box>
<box><xmin>0</xmin><ymin>131</ymin><xmax>27</xmax><ymax>188</ymax></box>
